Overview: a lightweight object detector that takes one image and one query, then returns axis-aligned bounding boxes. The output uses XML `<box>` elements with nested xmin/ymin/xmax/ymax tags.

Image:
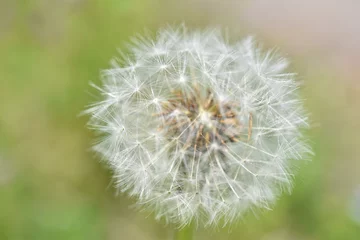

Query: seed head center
<box><xmin>199</xmin><ymin>109</ymin><xmax>212</xmax><ymax>127</ymax></box>
<box><xmin>157</xmin><ymin>86</ymin><xmax>250</xmax><ymax>153</ymax></box>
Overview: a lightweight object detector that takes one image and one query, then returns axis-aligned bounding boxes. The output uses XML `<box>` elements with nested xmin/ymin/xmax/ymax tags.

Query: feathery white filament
<box><xmin>86</xmin><ymin>26</ymin><xmax>312</xmax><ymax>227</ymax></box>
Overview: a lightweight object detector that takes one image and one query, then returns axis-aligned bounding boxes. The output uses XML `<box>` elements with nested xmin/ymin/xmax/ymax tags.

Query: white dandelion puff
<box><xmin>85</xmin><ymin>25</ymin><xmax>312</xmax><ymax>227</ymax></box>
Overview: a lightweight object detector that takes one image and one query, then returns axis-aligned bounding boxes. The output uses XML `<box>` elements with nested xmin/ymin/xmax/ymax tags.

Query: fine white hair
<box><xmin>86</xmin><ymin>25</ymin><xmax>312</xmax><ymax>228</ymax></box>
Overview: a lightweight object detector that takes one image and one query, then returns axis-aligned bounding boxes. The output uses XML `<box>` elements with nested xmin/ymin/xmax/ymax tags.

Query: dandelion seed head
<box><xmin>86</xmin><ymin>25</ymin><xmax>312</xmax><ymax>228</ymax></box>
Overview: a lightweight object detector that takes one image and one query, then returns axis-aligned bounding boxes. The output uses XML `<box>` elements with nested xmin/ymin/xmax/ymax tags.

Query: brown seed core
<box><xmin>157</xmin><ymin>86</ymin><xmax>252</xmax><ymax>154</ymax></box>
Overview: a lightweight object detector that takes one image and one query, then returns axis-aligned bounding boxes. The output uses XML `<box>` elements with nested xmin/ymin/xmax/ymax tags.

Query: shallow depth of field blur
<box><xmin>1</xmin><ymin>0</ymin><xmax>359</xmax><ymax>239</ymax></box>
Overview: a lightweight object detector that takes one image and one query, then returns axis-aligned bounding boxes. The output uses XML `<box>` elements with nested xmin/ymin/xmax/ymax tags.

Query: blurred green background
<box><xmin>1</xmin><ymin>0</ymin><xmax>359</xmax><ymax>239</ymax></box>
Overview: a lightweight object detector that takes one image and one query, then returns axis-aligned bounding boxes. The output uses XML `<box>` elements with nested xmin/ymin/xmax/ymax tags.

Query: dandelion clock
<box><xmin>85</xmin><ymin>25</ymin><xmax>312</xmax><ymax>238</ymax></box>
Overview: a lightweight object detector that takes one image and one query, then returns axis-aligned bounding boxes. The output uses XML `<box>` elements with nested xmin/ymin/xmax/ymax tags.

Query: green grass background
<box><xmin>1</xmin><ymin>1</ymin><xmax>359</xmax><ymax>239</ymax></box>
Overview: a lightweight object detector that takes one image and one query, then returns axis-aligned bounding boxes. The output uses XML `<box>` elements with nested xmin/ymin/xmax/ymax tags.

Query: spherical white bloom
<box><xmin>86</xmin><ymin>26</ymin><xmax>312</xmax><ymax>227</ymax></box>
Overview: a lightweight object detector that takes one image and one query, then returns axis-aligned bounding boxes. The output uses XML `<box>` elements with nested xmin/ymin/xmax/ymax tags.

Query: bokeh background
<box><xmin>1</xmin><ymin>0</ymin><xmax>359</xmax><ymax>239</ymax></box>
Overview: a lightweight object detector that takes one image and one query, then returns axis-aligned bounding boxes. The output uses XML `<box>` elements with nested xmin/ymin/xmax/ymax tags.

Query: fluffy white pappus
<box><xmin>85</xmin><ymin>25</ymin><xmax>312</xmax><ymax>228</ymax></box>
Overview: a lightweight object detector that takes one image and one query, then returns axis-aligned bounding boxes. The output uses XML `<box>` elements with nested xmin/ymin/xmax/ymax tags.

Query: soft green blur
<box><xmin>1</xmin><ymin>1</ymin><xmax>359</xmax><ymax>240</ymax></box>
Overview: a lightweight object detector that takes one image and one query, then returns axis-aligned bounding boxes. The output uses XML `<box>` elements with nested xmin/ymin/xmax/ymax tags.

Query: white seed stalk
<box><xmin>86</xmin><ymin>26</ymin><xmax>312</xmax><ymax>227</ymax></box>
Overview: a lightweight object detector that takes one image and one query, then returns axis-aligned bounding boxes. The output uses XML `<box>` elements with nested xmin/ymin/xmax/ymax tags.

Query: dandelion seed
<box><xmin>86</xmin><ymin>25</ymin><xmax>312</xmax><ymax>228</ymax></box>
